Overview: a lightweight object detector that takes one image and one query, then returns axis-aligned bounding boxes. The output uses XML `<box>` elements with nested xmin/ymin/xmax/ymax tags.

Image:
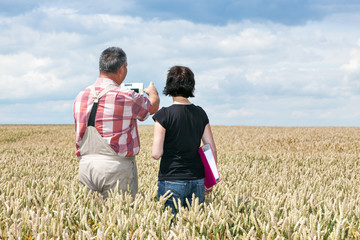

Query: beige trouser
<box><xmin>78</xmin><ymin>126</ymin><xmax>138</xmax><ymax>199</ymax></box>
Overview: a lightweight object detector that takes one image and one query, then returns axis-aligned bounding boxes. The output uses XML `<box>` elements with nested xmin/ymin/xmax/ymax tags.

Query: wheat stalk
<box><xmin>0</xmin><ymin>125</ymin><xmax>359</xmax><ymax>239</ymax></box>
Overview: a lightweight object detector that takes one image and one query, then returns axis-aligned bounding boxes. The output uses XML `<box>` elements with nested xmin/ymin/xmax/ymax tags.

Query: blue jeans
<box><xmin>158</xmin><ymin>179</ymin><xmax>205</xmax><ymax>216</ymax></box>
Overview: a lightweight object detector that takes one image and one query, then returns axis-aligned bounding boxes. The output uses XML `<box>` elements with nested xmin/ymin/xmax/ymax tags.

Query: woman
<box><xmin>151</xmin><ymin>65</ymin><xmax>217</xmax><ymax>215</ymax></box>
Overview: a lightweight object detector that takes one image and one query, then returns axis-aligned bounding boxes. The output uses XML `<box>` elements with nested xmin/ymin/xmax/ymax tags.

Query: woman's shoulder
<box><xmin>157</xmin><ymin>104</ymin><xmax>206</xmax><ymax>114</ymax></box>
<box><xmin>192</xmin><ymin>104</ymin><xmax>209</xmax><ymax>122</ymax></box>
<box><xmin>191</xmin><ymin>104</ymin><xmax>206</xmax><ymax>113</ymax></box>
<box><xmin>154</xmin><ymin>106</ymin><xmax>167</xmax><ymax>115</ymax></box>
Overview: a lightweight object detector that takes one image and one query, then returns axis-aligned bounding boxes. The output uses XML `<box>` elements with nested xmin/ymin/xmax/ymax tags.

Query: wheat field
<box><xmin>0</xmin><ymin>125</ymin><xmax>360</xmax><ymax>239</ymax></box>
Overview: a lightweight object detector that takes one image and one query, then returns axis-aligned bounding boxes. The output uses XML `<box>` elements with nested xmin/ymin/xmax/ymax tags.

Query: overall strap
<box><xmin>88</xmin><ymin>85</ymin><xmax>117</xmax><ymax>127</ymax></box>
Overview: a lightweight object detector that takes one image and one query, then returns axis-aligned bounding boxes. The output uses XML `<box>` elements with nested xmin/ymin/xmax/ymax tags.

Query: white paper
<box><xmin>203</xmin><ymin>145</ymin><xmax>219</xmax><ymax>180</ymax></box>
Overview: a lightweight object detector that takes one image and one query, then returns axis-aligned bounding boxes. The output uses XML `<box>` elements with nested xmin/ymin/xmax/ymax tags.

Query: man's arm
<box><xmin>144</xmin><ymin>82</ymin><xmax>160</xmax><ymax>115</ymax></box>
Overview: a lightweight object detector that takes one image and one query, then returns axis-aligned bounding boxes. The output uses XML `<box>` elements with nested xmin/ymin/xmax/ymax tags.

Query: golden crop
<box><xmin>0</xmin><ymin>125</ymin><xmax>359</xmax><ymax>239</ymax></box>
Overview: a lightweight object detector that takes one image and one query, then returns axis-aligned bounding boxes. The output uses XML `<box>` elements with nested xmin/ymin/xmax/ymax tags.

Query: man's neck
<box><xmin>99</xmin><ymin>73</ymin><xmax>122</xmax><ymax>85</ymax></box>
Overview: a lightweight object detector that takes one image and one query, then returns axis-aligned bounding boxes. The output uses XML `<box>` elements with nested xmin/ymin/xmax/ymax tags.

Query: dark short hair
<box><xmin>163</xmin><ymin>66</ymin><xmax>195</xmax><ymax>98</ymax></box>
<box><xmin>99</xmin><ymin>47</ymin><xmax>127</xmax><ymax>74</ymax></box>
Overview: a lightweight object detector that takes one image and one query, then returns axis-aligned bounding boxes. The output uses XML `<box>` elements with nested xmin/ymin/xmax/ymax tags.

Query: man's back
<box><xmin>74</xmin><ymin>77</ymin><xmax>152</xmax><ymax>158</ymax></box>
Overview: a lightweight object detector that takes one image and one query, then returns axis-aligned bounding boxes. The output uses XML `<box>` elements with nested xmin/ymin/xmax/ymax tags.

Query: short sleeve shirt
<box><xmin>152</xmin><ymin>104</ymin><xmax>209</xmax><ymax>180</ymax></box>
<box><xmin>74</xmin><ymin>78</ymin><xmax>152</xmax><ymax>158</ymax></box>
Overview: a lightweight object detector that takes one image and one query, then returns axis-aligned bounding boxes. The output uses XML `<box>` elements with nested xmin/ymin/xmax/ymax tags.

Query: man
<box><xmin>73</xmin><ymin>47</ymin><xmax>159</xmax><ymax>199</ymax></box>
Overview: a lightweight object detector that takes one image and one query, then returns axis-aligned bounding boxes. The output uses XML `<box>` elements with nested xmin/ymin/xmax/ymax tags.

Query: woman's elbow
<box><xmin>152</xmin><ymin>151</ymin><xmax>162</xmax><ymax>160</ymax></box>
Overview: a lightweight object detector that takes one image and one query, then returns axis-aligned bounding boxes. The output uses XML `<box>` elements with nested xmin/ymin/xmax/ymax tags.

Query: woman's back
<box><xmin>151</xmin><ymin>65</ymin><xmax>217</xmax><ymax>216</ymax></box>
<box><xmin>153</xmin><ymin>104</ymin><xmax>208</xmax><ymax>180</ymax></box>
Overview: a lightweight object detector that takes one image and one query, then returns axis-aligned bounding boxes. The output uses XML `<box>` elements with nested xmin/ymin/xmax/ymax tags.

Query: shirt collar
<box><xmin>95</xmin><ymin>77</ymin><xmax>120</xmax><ymax>87</ymax></box>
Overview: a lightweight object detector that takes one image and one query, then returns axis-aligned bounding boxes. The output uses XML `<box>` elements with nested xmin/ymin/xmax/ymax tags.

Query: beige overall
<box><xmin>78</xmin><ymin>85</ymin><xmax>138</xmax><ymax>199</ymax></box>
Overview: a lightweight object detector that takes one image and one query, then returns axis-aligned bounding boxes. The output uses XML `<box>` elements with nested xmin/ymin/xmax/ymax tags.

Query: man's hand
<box><xmin>144</xmin><ymin>82</ymin><xmax>157</xmax><ymax>95</ymax></box>
<box><xmin>144</xmin><ymin>82</ymin><xmax>160</xmax><ymax>114</ymax></box>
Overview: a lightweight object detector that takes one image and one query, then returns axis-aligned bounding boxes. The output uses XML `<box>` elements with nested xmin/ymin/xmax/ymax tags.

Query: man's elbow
<box><xmin>149</xmin><ymin>105</ymin><xmax>159</xmax><ymax>115</ymax></box>
<box><xmin>149</xmin><ymin>98</ymin><xmax>160</xmax><ymax>115</ymax></box>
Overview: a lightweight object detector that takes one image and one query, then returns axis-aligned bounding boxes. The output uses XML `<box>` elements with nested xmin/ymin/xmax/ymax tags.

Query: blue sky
<box><xmin>0</xmin><ymin>0</ymin><xmax>359</xmax><ymax>126</ymax></box>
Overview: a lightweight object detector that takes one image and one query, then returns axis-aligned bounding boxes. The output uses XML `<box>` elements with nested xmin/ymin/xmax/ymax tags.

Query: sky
<box><xmin>0</xmin><ymin>0</ymin><xmax>359</xmax><ymax>126</ymax></box>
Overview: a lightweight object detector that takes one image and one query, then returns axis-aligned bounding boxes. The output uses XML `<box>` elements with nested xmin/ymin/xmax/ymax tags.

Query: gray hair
<box><xmin>99</xmin><ymin>47</ymin><xmax>127</xmax><ymax>74</ymax></box>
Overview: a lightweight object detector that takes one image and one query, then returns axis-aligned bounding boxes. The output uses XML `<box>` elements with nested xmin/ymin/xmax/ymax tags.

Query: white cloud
<box><xmin>291</xmin><ymin>111</ymin><xmax>309</xmax><ymax>118</ymax></box>
<box><xmin>341</xmin><ymin>47</ymin><xmax>360</xmax><ymax>73</ymax></box>
<box><xmin>220</xmin><ymin>28</ymin><xmax>276</xmax><ymax>53</ymax></box>
<box><xmin>226</xmin><ymin>109</ymin><xmax>255</xmax><ymax>118</ymax></box>
<box><xmin>0</xmin><ymin>53</ymin><xmax>61</xmax><ymax>99</ymax></box>
<box><xmin>0</xmin><ymin>100</ymin><xmax>74</xmax><ymax>124</ymax></box>
<box><xmin>0</xmin><ymin>8</ymin><xmax>359</xmax><ymax>125</ymax></box>
<box><xmin>340</xmin><ymin>41</ymin><xmax>360</xmax><ymax>96</ymax></box>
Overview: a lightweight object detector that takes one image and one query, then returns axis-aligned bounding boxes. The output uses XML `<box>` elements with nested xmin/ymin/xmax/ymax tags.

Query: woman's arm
<box><xmin>152</xmin><ymin>121</ymin><xmax>166</xmax><ymax>160</ymax></box>
<box><xmin>201</xmin><ymin>123</ymin><xmax>217</xmax><ymax>161</ymax></box>
<box><xmin>201</xmin><ymin>123</ymin><xmax>217</xmax><ymax>193</ymax></box>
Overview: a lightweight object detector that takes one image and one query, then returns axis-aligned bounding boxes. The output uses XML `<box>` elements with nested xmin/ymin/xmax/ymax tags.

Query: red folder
<box><xmin>198</xmin><ymin>144</ymin><xmax>220</xmax><ymax>189</ymax></box>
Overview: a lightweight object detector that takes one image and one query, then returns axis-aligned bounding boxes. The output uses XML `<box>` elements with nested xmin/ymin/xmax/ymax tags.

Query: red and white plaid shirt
<box><xmin>73</xmin><ymin>78</ymin><xmax>152</xmax><ymax>158</ymax></box>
